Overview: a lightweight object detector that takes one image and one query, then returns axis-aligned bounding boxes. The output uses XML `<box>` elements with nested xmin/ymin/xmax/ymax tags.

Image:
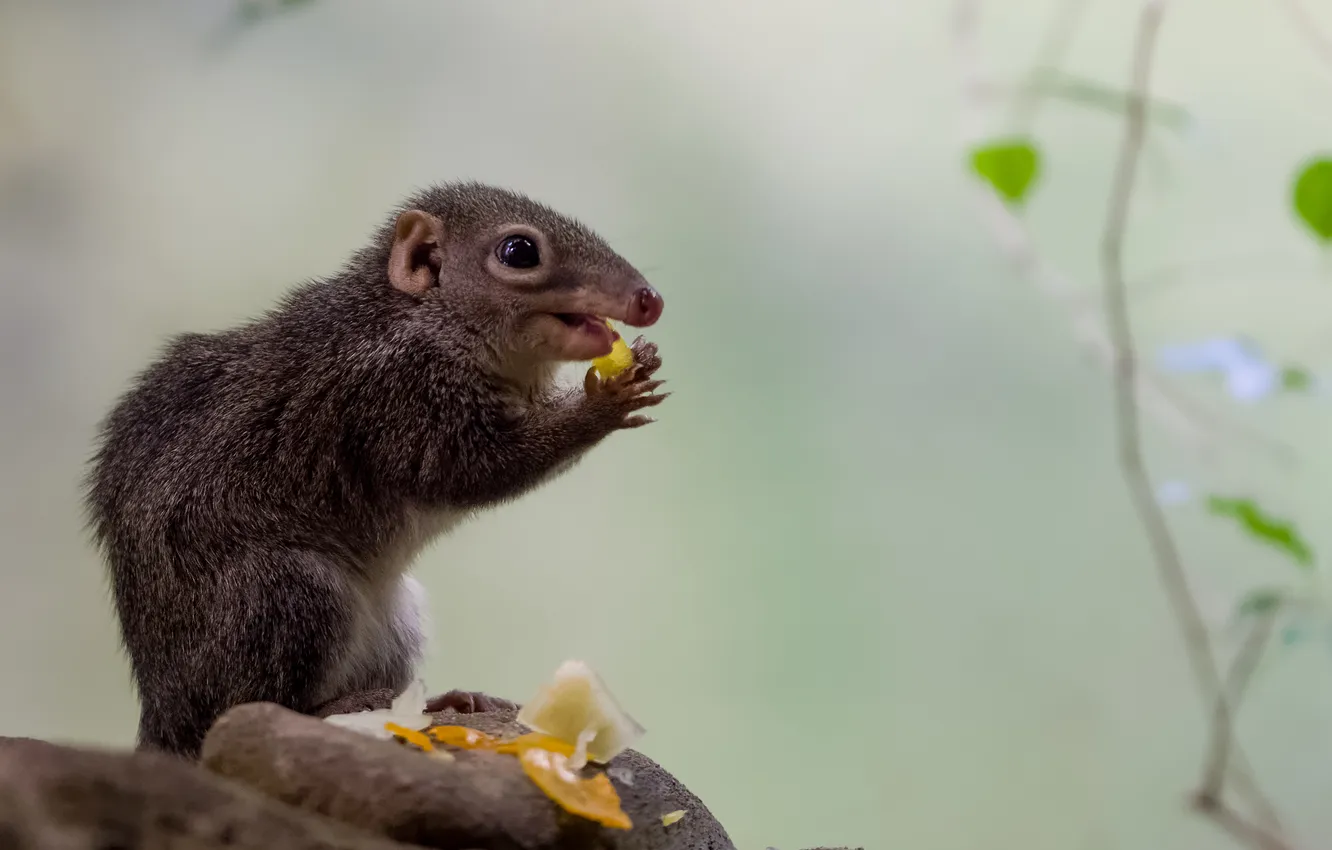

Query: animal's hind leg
<box><xmin>313</xmin><ymin>575</ymin><xmax>516</xmax><ymax>717</ymax></box>
<box><xmin>311</xmin><ymin>574</ymin><xmax>423</xmax><ymax>718</ymax></box>
<box><xmin>132</xmin><ymin>548</ymin><xmax>354</xmax><ymax>759</ymax></box>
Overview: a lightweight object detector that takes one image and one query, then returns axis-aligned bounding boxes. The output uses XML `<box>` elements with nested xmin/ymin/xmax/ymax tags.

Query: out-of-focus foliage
<box><xmin>1281</xmin><ymin>365</ymin><xmax>1312</xmax><ymax>391</ymax></box>
<box><xmin>1206</xmin><ymin>496</ymin><xmax>1313</xmax><ymax>569</ymax></box>
<box><xmin>1292</xmin><ymin>157</ymin><xmax>1332</xmax><ymax>243</ymax></box>
<box><xmin>969</xmin><ymin>139</ymin><xmax>1041</xmax><ymax>206</ymax></box>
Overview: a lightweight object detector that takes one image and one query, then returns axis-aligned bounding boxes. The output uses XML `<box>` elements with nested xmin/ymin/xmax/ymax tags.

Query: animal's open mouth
<box><xmin>553</xmin><ymin>312</ymin><xmax>603</xmax><ymax>330</ymax></box>
<box><xmin>548</xmin><ymin>313</ymin><xmax>617</xmax><ymax>357</ymax></box>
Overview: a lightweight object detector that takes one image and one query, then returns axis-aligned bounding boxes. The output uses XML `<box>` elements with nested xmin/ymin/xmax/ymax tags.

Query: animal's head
<box><xmin>382</xmin><ymin>182</ymin><xmax>662</xmax><ymax>363</ymax></box>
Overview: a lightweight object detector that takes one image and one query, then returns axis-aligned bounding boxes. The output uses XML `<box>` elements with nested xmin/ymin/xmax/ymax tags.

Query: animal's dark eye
<box><xmin>496</xmin><ymin>235</ymin><xmax>540</xmax><ymax>269</ymax></box>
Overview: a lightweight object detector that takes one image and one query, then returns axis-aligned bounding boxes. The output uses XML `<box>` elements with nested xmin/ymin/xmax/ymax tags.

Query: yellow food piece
<box><xmin>661</xmin><ymin>809</ymin><xmax>686</xmax><ymax>826</ymax></box>
<box><xmin>423</xmin><ymin>726</ymin><xmax>623</xmax><ymax>827</ymax></box>
<box><xmin>323</xmin><ymin>679</ymin><xmax>431</xmax><ymax>740</ymax></box>
<box><xmin>519</xmin><ymin>747</ymin><xmax>632</xmax><ymax>830</ymax></box>
<box><xmin>385</xmin><ymin>722</ymin><xmax>435</xmax><ymax>752</ymax></box>
<box><xmin>592</xmin><ymin>324</ymin><xmax>634</xmax><ymax>380</ymax></box>
<box><xmin>495</xmin><ymin>732</ymin><xmax>578</xmax><ymax>758</ymax></box>
<box><xmin>516</xmin><ymin>660</ymin><xmax>645</xmax><ymax>764</ymax></box>
<box><xmin>428</xmin><ymin>726</ymin><xmax>502</xmax><ymax>750</ymax></box>
<box><xmin>426</xmin><ymin>727</ymin><xmax>579</xmax><ymax>758</ymax></box>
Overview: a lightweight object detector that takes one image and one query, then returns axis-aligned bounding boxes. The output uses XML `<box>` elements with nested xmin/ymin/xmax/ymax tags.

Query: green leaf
<box><xmin>970</xmin><ymin>139</ymin><xmax>1041</xmax><ymax>206</ymax></box>
<box><xmin>1282</xmin><ymin>366</ymin><xmax>1312</xmax><ymax>391</ymax></box>
<box><xmin>1292</xmin><ymin>157</ymin><xmax>1332</xmax><ymax>242</ymax></box>
<box><xmin>1207</xmin><ymin>495</ymin><xmax>1315</xmax><ymax>568</ymax></box>
<box><xmin>1236</xmin><ymin>587</ymin><xmax>1285</xmax><ymax>616</ymax></box>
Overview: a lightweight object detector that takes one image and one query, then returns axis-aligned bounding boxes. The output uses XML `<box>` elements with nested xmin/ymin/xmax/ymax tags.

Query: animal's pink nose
<box><xmin>626</xmin><ymin>286</ymin><xmax>663</xmax><ymax>327</ymax></box>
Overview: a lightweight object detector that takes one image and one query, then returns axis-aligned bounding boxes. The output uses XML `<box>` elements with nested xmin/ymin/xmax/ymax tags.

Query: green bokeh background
<box><xmin>5</xmin><ymin>1</ymin><xmax>1332</xmax><ymax>847</ymax></box>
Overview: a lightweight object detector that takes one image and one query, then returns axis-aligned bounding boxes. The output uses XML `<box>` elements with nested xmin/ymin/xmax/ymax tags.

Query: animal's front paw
<box><xmin>627</xmin><ymin>335</ymin><xmax>662</xmax><ymax>380</ymax></box>
<box><xmin>582</xmin><ymin>336</ymin><xmax>669</xmax><ymax>431</ymax></box>
<box><xmin>425</xmin><ymin>689</ymin><xmax>519</xmax><ymax>714</ymax></box>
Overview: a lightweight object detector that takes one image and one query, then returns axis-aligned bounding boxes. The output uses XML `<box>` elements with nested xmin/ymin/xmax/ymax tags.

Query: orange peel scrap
<box><xmin>495</xmin><ymin>732</ymin><xmax>578</xmax><ymax>758</ymax></box>
<box><xmin>519</xmin><ymin>747</ymin><xmax>632</xmax><ymax>830</ymax></box>
<box><xmin>427</xmin><ymin>726</ymin><xmax>581</xmax><ymax>759</ymax></box>
<box><xmin>385</xmin><ymin>722</ymin><xmax>435</xmax><ymax>752</ymax></box>
<box><xmin>414</xmin><ymin>660</ymin><xmax>642</xmax><ymax>831</ymax></box>
<box><xmin>428</xmin><ymin>725</ymin><xmax>502</xmax><ymax>750</ymax></box>
<box><xmin>424</xmin><ymin>725</ymin><xmax>630</xmax><ymax>829</ymax></box>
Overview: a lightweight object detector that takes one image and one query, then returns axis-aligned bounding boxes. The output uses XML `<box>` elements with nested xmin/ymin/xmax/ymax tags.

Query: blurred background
<box><xmin>6</xmin><ymin>0</ymin><xmax>1332</xmax><ymax>847</ymax></box>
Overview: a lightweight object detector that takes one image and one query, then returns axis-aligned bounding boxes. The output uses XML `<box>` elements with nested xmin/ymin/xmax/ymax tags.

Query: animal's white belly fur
<box><xmin>315</xmin><ymin>507</ymin><xmax>464</xmax><ymax>704</ymax></box>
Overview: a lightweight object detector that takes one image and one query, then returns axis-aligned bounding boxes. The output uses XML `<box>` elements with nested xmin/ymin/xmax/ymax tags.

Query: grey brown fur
<box><xmin>84</xmin><ymin>182</ymin><xmax>667</xmax><ymax>760</ymax></box>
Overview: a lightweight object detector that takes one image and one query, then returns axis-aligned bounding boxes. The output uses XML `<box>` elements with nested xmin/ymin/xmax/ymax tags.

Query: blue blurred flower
<box><xmin>1156</xmin><ymin>479</ymin><xmax>1192</xmax><ymax>506</ymax></box>
<box><xmin>1156</xmin><ymin>337</ymin><xmax>1279</xmax><ymax>402</ymax></box>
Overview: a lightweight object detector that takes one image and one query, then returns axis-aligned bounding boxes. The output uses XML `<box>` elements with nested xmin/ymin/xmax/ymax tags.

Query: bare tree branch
<box><xmin>1101</xmin><ymin>0</ymin><xmax>1217</xmax><ymax>744</ymax></box>
<box><xmin>1011</xmin><ymin>0</ymin><xmax>1091</xmax><ymax>127</ymax></box>
<box><xmin>951</xmin><ymin>0</ymin><xmax>1283</xmax><ymax>463</ymax></box>
<box><xmin>1193</xmin><ymin>798</ymin><xmax>1294</xmax><ymax>850</ymax></box>
<box><xmin>952</xmin><ymin>3</ymin><xmax>1312</xmax><ymax>844</ymax></box>
<box><xmin>1099</xmin><ymin>3</ymin><xmax>1292</xmax><ymax>846</ymax></box>
<box><xmin>1203</xmin><ymin>610</ymin><xmax>1281</xmax><ymax>827</ymax></box>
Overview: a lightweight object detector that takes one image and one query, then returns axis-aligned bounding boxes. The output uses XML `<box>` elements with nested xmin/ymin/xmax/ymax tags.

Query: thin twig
<box><xmin>968</xmin><ymin>75</ymin><xmax>1192</xmax><ymax>132</ymax></box>
<box><xmin>1194</xmin><ymin>797</ymin><xmax>1294</xmax><ymax>850</ymax></box>
<box><xmin>1102</xmin><ymin>0</ymin><xmax>1219</xmax><ymax>745</ymax></box>
<box><xmin>1227</xmin><ymin>746</ymin><xmax>1285</xmax><ymax>836</ymax></box>
<box><xmin>1201</xmin><ymin>610</ymin><xmax>1279</xmax><ymax>821</ymax></box>
<box><xmin>1011</xmin><ymin>0</ymin><xmax>1093</xmax><ymax>130</ymax></box>
<box><xmin>1023</xmin><ymin>70</ymin><xmax>1192</xmax><ymax>131</ymax></box>
<box><xmin>1275</xmin><ymin>0</ymin><xmax>1332</xmax><ymax>78</ymax></box>
<box><xmin>1099</xmin><ymin>4</ymin><xmax>1292</xmax><ymax>847</ymax></box>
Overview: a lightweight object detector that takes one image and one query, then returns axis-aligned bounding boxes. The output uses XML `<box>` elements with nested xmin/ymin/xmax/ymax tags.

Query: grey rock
<box><xmin>0</xmin><ymin>736</ymin><xmax>420</xmax><ymax>850</ymax></box>
<box><xmin>201</xmin><ymin>702</ymin><xmax>735</xmax><ymax>850</ymax></box>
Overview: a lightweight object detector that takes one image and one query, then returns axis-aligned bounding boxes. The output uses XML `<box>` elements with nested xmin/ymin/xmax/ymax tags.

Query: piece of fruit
<box><xmin>661</xmin><ymin>809</ymin><xmax>686</xmax><ymax>826</ymax></box>
<box><xmin>323</xmin><ymin>679</ymin><xmax>431</xmax><ymax>740</ymax></box>
<box><xmin>398</xmin><ymin>664</ymin><xmax>644</xmax><ymax>832</ymax></box>
<box><xmin>427</xmin><ymin>727</ymin><xmax>577</xmax><ymax>758</ymax></box>
<box><xmin>515</xmin><ymin>660</ymin><xmax>645</xmax><ymax>764</ymax></box>
<box><xmin>428</xmin><ymin>726</ymin><xmax>503</xmax><ymax>750</ymax></box>
<box><xmin>592</xmin><ymin>323</ymin><xmax>634</xmax><ymax>380</ymax></box>
<box><xmin>519</xmin><ymin>747</ymin><xmax>632</xmax><ymax>830</ymax></box>
<box><xmin>424</xmin><ymin>725</ymin><xmax>624</xmax><ymax>826</ymax></box>
<box><xmin>495</xmin><ymin>732</ymin><xmax>578</xmax><ymax>758</ymax></box>
<box><xmin>385</xmin><ymin>722</ymin><xmax>435</xmax><ymax>752</ymax></box>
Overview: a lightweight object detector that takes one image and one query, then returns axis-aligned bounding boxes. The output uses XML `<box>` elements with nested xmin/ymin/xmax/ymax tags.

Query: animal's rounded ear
<box><xmin>388</xmin><ymin>210</ymin><xmax>444</xmax><ymax>296</ymax></box>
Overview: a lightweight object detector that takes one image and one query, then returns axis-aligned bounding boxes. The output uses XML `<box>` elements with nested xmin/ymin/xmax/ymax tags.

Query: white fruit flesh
<box><xmin>516</xmin><ymin>660</ymin><xmax>645</xmax><ymax>764</ymax></box>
